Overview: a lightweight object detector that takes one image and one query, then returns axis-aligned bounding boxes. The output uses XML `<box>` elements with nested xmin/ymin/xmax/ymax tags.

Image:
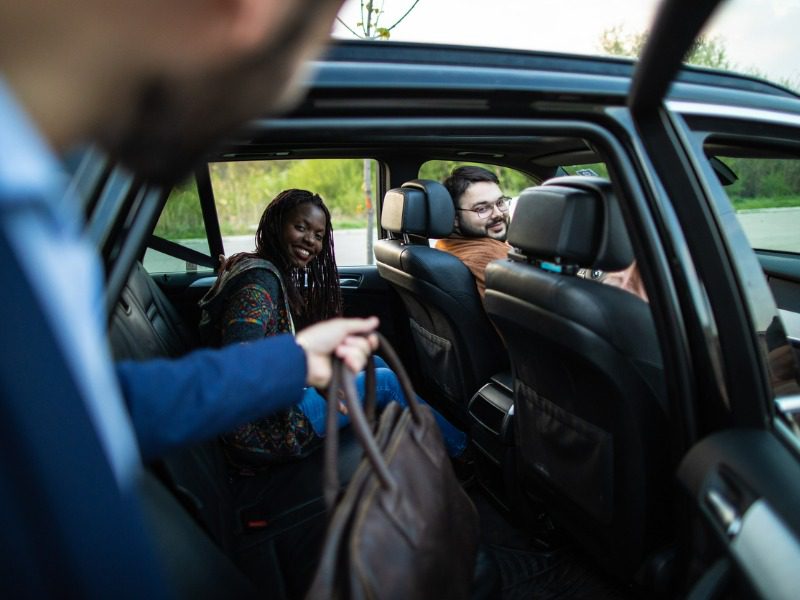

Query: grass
<box><xmin>332</xmin><ymin>217</ymin><xmax>370</xmax><ymax>230</ymax></box>
<box><xmin>732</xmin><ymin>196</ymin><xmax>800</xmax><ymax>211</ymax></box>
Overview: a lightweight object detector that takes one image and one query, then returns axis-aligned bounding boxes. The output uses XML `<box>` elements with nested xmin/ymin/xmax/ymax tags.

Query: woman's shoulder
<box><xmin>234</xmin><ymin>265</ymin><xmax>282</xmax><ymax>289</ymax></box>
<box><xmin>226</xmin><ymin>258</ymin><xmax>284</xmax><ymax>293</ymax></box>
<box><xmin>223</xmin><ymin>254</ymin><xmax>280</xmax><ymax>277</ymax></box>
<box><xmin>200</xmin><ymin>254</ymin><xmax>284</xmax><ymax>307</ymax></box>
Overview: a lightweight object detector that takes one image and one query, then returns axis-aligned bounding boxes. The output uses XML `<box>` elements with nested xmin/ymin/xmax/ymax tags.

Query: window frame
<box><xmin>663</xmin><ymin>103</ymin><xmax>800</xmax><ymax>435</ymax></box>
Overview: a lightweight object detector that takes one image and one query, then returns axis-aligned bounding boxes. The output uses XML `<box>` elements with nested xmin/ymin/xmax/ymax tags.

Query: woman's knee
<box><xmin>374</xmin><ymin>367</ymin><xmax>400</xmax><ymax>389</ymax></box>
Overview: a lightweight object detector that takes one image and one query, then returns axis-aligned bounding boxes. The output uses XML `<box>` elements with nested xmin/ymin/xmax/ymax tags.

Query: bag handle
<box><xmin>322</xmin><ymin>333</ymin><xmax>422</xmax><ymax>509</ymax></box>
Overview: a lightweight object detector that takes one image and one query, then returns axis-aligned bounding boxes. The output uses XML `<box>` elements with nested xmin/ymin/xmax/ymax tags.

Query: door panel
<box><xmin>630</xmin><ymin>2</ymin><xmax>800</xmax><ymax>596</ymax></box>
<box><xmin>758</xmin><ymin>250</ymin><xmax>800</xmax><ymax>355</ymax></box>
<box><xmin>679</xmin><ymin>429</ymin><xmax>800</xmax><ymax>599</ymax></box>
<box><xmin>758</xmin><ymin>251</ymin><xmax>800</xmax><ymax>313</ymax></box>
<box><xmin>338</xmin><ymin>265</ymin><xmax>410</xmax><ymax>352</ymax></box>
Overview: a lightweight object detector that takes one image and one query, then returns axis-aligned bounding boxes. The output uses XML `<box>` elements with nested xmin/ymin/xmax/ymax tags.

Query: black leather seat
<box><xmin>374</xmin><ymin>179</ymin><xmax>508</xmax><ymax>424</ymax></box>
<box><xmin>484</xmin><ymin>176</ymin><xmax>670</xmax><ymax>577</ymax></box>
<box><xmin>109</xmin><ymin>262</ymin><xmax>363</xmax><ymax>598</ymax></box>
<box><xmin>110</xmin><ymin>262</ymin><xmax>198</xmax><ymax>361</ymax></box>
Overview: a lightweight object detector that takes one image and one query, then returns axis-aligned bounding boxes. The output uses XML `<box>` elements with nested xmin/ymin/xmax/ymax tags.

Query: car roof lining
<box><xmin>210</xmin><ymin>132</ymin><xmax>598</xmax><ymax>174</ymax></box>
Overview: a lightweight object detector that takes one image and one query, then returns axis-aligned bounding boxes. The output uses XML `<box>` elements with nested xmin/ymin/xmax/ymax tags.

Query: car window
<box><xmin>419</xmin><ymin>160</ymin><xmax>536</xmax><ymax>195</ymax></box>
<box><xmin>697</xmin><ymin>143</ymin><xmax>800</xmax><ymax>437</ymax></box>
<box><xmin>714</xmin><ymin>156</ymin><xmax>800</xmax><ymax>254</ymax></box>
<box><xmin>143</xmin><ymin>178</ymin><xmax>213</xmax><ymax>274</ymax></box>
<box><xmin>209</xmin><ymin>159</ymin><xmax>379</xmax><ymax>266</ymax></box>
<box><xmin>561</xmin><ymin>163</ymin><xmax>610</xmax><ymax>179</ymax></box>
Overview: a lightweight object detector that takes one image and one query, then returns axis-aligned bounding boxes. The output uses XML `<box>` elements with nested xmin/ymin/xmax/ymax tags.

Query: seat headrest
<box><xmin>381</xmin><ymin>179</ymin><xmax>455</xmax><ymax>238</ymax></box>
<box><xmin>507</xmin><ymin>176</ymin><xmax>633</xmax><ymax>271</ymax></box>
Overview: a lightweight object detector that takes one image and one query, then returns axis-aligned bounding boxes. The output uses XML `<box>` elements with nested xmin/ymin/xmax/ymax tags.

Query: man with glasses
<box><xmin>436</xmin><ymin>166</ymin><xmax>512</xmax><ymax>297</ymax></box>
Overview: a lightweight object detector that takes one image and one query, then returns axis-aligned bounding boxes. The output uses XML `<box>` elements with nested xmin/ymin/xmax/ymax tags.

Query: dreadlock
<box><xmin>253</xmin><ymin>188</ymin><xmax>342</xmax><ymax>328</ymax></box>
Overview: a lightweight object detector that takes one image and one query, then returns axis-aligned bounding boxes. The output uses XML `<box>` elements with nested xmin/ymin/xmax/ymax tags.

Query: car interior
<box><xmin>65</xmin><ymin>33</ymin><xmax>800</xmax><ymax>599</ymax></box>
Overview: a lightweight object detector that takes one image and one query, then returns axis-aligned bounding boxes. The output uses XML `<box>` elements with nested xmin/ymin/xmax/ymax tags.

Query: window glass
<box><xmin>716</xmin><ymin>156</ymin><xmax>800</xmax><ymax>254</ymax></box>
<box><xmin>704</xmin><ymin>150</ymin><xmax>800</xmax><ymax>435</ymax></box>
<box><xmin>561</xmin><ymin>163</ymin><xmax>610</xmax><ymax>179</ymax></box>
<box><xmin>209</xmin><ymin>159</ymin><xmax>379</xmax><ymax>266</ymax></box>
<box><xmin>420</xmin><ymin>160</ymin><xmax>536</xmax><ymax>195</ymax></box>
<box><xmin>143</xmin><ymin>178</ymin><xmax>212</xmax><ymax>273</ymax></box>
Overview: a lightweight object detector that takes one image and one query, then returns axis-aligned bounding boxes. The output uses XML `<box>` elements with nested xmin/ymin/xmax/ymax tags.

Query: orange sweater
<box><xmin>435</xmin><ymin>237</ymin><xmax>510</xmax><ymax>297</ymax></box>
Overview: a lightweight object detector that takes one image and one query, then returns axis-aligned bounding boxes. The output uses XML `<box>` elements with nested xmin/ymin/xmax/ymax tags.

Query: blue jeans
<box><xmin>297</xmin><ymin>357</ymin><xmax>466</xmax><ymax>457</ymax></box>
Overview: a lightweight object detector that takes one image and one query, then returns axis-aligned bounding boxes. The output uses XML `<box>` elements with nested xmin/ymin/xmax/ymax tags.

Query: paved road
<box><xmin>143</xmin><ymin>207</ymin><xmax>799</xmax><ymax>273</ymax></box>
<box><xmin>736</xmin><ymin>207</ymin><xmax>800</xmax><ymax>253</ymax></box>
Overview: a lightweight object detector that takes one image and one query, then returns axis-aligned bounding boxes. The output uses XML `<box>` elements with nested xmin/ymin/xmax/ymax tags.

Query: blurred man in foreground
<box><xmin>0</xmin><ymin>0</ymin><xmax>376</xmax><ymax>595</ymax></box>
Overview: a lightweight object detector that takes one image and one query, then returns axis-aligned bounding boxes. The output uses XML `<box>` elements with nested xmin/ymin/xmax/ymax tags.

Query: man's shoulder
<box><xmin>436</xmin><ymin>236</ymin><xmax>509</xmax><ymax>257</ymax></box>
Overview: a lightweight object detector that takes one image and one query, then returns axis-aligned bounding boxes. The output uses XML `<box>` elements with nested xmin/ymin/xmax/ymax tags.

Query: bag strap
<box><xmin>322</xmin><ymin>334</ymin><xmax>422</xmax><ymax>509</ymax></box>
<box><xmin>374</xmin><ymin>333</ymin><xmax>423</xmax><ymax>421</ymax></box>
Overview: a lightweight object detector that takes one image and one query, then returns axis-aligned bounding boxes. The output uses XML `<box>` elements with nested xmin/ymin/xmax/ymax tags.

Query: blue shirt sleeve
<box><xmin>116</xmin><ymin>333</ymin><xmax>306</xmax><ymax>460</ymax></box>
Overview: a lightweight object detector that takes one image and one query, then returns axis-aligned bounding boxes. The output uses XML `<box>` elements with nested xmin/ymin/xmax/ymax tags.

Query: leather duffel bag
<box><xmin>305</xmin><ymin>335</ymin><xmax>479</xmax><ymax>600</ymax></box>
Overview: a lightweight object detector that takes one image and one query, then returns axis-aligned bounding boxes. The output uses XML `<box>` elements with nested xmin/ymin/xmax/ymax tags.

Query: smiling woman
<box><xmin>281</xmin><ymin>202</ymin><xmax>327</xmax><ymax>268</ymax></box>
<box><xmin>196</xmin><ymin>187</ymin><xmax>467</xmax><ymax>467</ymax></box>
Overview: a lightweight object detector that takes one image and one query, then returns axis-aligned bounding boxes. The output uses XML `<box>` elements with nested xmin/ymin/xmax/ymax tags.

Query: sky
<box><xmin>333</xmin><ymin>0</ymin><xmax>800</xmax><ymax>86</ymax></box>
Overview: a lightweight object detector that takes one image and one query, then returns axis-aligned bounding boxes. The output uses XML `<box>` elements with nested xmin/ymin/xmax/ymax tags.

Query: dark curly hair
<box><xmin>254</xmin><ymin>189</ymin><xmax>343</xmax><ymax>328</ymax></box>
<box><xmin>443</xmin><ymin>165</ymin><xmax>499</xmax><ymax>208</ymax></box>
<box><xmin>216</xmin><ymin>189</ymin><xmax>342</xmax><ymax>329</ymax></box>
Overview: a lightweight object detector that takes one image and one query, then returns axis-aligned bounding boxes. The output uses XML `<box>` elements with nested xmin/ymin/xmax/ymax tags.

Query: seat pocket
<box><xmin>518</xmin><ymin>382</ymin><xmax>613</xmax><ymax>524</ymax></box>
<box><xmin>409</xmin><ymin>318</ymin><xmax>461</xmax><ymax>400</ymax></box>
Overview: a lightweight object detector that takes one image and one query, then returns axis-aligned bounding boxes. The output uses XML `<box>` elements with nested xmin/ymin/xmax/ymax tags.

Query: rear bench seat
<box><xmin>110</xmin><ymin>262</ymin><xmax>360</xmax><ymax>598</ymax></box>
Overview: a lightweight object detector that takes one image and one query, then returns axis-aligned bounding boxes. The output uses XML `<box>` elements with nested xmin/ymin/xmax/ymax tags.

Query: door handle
<box><xmin>706</xmin><ymin>488</ymin><xmax>743</xmax><ymax>538</ymax></box>
<box><xmin>339</xmin><ymin>277</ymin><xmax>361</xmax><ymax>288</ymax></box>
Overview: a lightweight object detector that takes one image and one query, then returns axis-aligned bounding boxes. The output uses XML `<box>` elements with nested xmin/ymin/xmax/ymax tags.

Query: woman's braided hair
<box><xmin>254</xmin><ymin>188</ymin><xmax>342</xmax><ymax>328</ymax></box>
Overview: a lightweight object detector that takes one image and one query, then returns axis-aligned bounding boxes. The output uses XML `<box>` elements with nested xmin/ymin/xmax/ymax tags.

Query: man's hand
<box><xmin>295</xmin><ymin>317</ymin><xmax>379</xmax><ymax>389</ymax></box>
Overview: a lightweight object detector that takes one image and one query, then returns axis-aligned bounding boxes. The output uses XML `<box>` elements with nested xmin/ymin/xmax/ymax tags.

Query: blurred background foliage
<box><xmin>418</xmin><ymin>160</ymin><xmax>536</xmax><ymax>195</ymax></box>
<box><xmin>209</xmin><ymin>160</ymin><xmax>377</xmax><ymax>234</ymax></box>
<box><xmin>157</xmin><ymin>159</ymin><xmax>378</xmax><ymax>239</ymax></box>
<box><xmin>721</xmin><ymin>157</ymin><xmax>800</xmax><ymax>210</ymax></box>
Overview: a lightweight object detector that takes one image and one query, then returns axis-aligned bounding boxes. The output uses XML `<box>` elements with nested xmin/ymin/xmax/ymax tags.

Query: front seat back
<box><xmin>484</xmin><ymin>176</ymin><xmax>670</xmax><ymax>577</ymax></box>
<box><xmin>374</xmin><ymin>179</ymin><xmax>508</xmax><ymax>424</ymax></box>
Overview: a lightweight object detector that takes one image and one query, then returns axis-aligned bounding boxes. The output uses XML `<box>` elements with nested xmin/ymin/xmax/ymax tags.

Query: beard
<box><xmin>98</xmin><ymin>0</ymin><xmax>337</xmax><ymax>187</ymax></box>
<box><xmin>457</xmin><ymin>213</ymin><xmax>510</xmax><ymax>241</ymax></box>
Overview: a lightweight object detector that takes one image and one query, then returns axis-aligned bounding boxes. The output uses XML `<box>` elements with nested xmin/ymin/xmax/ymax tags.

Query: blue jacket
<box><xmin>117</xmin><ymin>334</ymin><xmax>306</xmax><ymax>461</ymax></box>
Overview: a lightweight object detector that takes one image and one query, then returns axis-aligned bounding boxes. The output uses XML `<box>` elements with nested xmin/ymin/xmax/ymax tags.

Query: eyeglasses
<box><xmin>456</xmin><ymin>197</ymin><xmax>512</xmax><ymax>220</ymax></box>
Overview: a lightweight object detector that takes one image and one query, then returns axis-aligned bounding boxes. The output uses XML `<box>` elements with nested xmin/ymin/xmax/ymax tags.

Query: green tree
<box><xmin>599</xmin><ymin>25</ymin><xmax>731</xmax><ymax>70</ymax></box>
<box><xmin>599</xmin><ymin>24</ymin><xmax>800</xmax><ymax>93</ymax></box>
<box><xmin>208</xmin><ymin>159</ymin><xmax>377</xmax><ymax>236</ymax></box>
<box><xmin>337</xmin><ymin>0</ymin><xmax>421</xmax><ymax>40</ymax></box>
<box><xmin>598</xmin><ymin>25</ymin><xmax>647</xmax><ymax>59</ymax></box>
<box><xmin>685</xmin><ymin>36</ymin><xmax>732</xmax><ymax>70</ymax></box>
<box><xmin>418</xmin><ymin>160</ymin><xmax>536</xmax><ymax>197</ymax></box>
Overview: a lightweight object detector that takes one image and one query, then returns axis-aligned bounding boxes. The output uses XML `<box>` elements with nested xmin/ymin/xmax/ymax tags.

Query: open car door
<box><xmin>629</xmin><ymin>0</ymin><xmax>800</xmax><ymax>597</ymax></box>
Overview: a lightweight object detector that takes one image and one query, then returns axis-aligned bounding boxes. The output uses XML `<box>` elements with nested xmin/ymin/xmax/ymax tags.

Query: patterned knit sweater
<box><xmin>198</xmin><ymin>256</ymin><xmax>317</xmax><ymax>464</ymax></box>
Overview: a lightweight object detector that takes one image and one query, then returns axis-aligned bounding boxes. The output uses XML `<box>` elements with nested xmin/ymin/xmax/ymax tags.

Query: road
<box><xmin>143</xmin><ymin>207</ymin><xmax>799</xmax><ymax>274</ymax></box>
<box><xmin>736</xmin><ymin>207</ymin><xmax>800</xmax><ymax>253</ymax></box>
